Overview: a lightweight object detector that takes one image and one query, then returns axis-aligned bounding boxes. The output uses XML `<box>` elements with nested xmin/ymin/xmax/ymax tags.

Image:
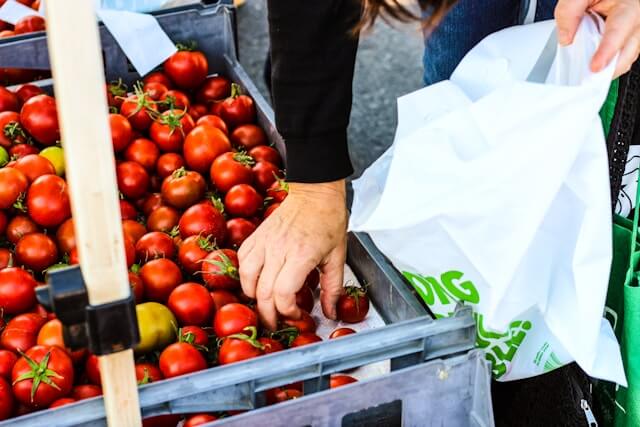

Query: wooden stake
<box><xmin>44</xmin><ymin>2</ymin><xmax>141</xmax><ymax>426</ymax></box>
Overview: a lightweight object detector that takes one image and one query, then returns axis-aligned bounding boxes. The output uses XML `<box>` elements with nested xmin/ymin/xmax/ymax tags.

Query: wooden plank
<box><xmin>44</xmin><ymin>2</ymin><xmax>141</xmax><ymax>426</ymax></box>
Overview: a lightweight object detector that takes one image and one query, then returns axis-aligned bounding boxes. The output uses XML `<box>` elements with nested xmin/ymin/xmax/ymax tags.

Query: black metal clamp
<box><xmin>36</xmin><ymin>265</ymin><xmax>140</xmax><ymax>355</ymax></box>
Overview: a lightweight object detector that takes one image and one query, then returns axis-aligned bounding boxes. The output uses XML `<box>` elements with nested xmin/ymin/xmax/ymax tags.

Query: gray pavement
<box><xmin>236</xmin><ymin>1</ymin><xmax>424</xmax><ymax>180</ymax></box>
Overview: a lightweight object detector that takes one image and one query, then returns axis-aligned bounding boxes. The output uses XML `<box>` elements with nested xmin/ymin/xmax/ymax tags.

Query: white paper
<box><xmin>97</xmin><ymin>9</ymin><xmax>176</xmax><ymax>76</ymax></box>
<box><xmin>0</xmin><ymin>0</ymin><xmax>42</xmax><ymax>25</ymax></box>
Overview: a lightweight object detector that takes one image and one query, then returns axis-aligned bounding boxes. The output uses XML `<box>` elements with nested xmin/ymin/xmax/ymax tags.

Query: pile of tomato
<box><xmin>0</xmin><ymin>45</ymin><xmax>370</xmax><ymax>426</ymax></box>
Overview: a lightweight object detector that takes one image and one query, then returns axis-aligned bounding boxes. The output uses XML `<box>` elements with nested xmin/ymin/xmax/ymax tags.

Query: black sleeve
<box><xmin>267</xmin><ymin>0</ymin><xmax>361</xmax><ymax>183</ymax></box>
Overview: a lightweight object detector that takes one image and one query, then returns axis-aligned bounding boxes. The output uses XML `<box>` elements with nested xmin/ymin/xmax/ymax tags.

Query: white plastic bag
<box><xmin>350</xmin><ymin>16</ymin><xmax>626</xmax><ymax>384</ymax></box>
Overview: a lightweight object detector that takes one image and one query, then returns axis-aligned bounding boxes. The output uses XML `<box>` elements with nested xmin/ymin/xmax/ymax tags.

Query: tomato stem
<box><xmin>226</xmin><ymin>326</ymin><xmax>264</xmax><ymax>350</ymax></box>
<box><xmin>13</xmin><ymin>350</ymin><xmax>62</xmax><ymax>402</ymax></box>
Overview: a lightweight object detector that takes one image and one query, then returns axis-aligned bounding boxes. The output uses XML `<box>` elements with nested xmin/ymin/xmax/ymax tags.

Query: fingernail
<box><xmin>558</xmin><ymin>30</ymin><xmax>570</xmax><ymax>46</ymax></box>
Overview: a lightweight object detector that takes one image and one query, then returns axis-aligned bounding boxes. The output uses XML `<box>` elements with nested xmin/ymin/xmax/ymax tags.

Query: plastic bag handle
<box><xmin>524</xmin><ymin>0</ymin><xmax>537</xmax><ymax>25</ymax></box>
<box><xmin>526</xmin><ymin>28</ymin><xmax>558</xmax><ymax>83</ymax></box>
<box><xmin>627</xmin><ymin>167</ymin><xmax>640</xmax><ymax>284</ymax></box>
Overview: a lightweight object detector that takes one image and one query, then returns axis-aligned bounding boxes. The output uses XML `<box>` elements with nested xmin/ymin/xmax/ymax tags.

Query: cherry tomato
<box><xmin>135</xmin><ymin>302</ymin><xmax>177</xmax><ymax>354</ymax></box>
<box><xmin>0</xmin><ymin>111</ymin><xmax>27</xmax><ymax>147</ymax></box>
<box><xmin>156</xmin><ymin>153</ymin><xmax>185</xmax><ymax>179</ymax></box>
<box><xmin>71</xmin><ymin>384</ymin><xmax>102</xmax><ymax>400</ymax></box>
<box><xmin>249</xmin><ymin>145</ymin><xmax>282</xmax><ymax>167</ymax></box>
<box><xmin>330</xmin><ymin>374</ymin><xmax>358</xmax><ymax>388</ymax></box>
<box><xmin>329</xmin><ymin>327</ymin><xmax>357</xmax><ymax>339</ymax></box>
<box><xmin>144</xmin><ymin>206</ymin><xmax>178</xmax><ymax>234</ymax></box>
<box><xmin>0</xmin><ymin>350</ymin><xmax>18</xmax><ymax>379</ymax></box>
<box><xmin>178</xmin><ymin>202</ymin><xmax>226</xmax><ymax>243</ymax></box>
<box><xmin>0</xmin><ymin>167</ymin><xmax>28</xmax><ymax>209</ymax></box>
<box><xmin>283</xmin><ymin>310</ymin><xmax>317</xmax><ymax>334</ymax></box>
<box><xmin>224</xmin><ymin>184</ymin><xmax>263</xmax><ymax>218</ymax></box>
<box><xmin>189</xmin><ymin>104</ymin><xmax>208</xmax><ymax>121</ymax></box>
<box><xmin>0</xmin><ymin>377</ymin><xmax>13</xmax><ymax>420</ymax></box>
<box><xmin>219</xmin><ymin>84</ymin><xmax>256</xmax><ymax>128</ymax></box>
<box><xmin>210</xmin><ymin>151</ymin><xmax>254</xmax><ymax>193</ymax></box>
<box><xmin>6</xmin><ymin>215</ymin><xmax>39</xmax><ymax>245</ymax></box>
<box><xmin>263</xmin><ymin>203</ymin><xmax>279</xmax><ymax>219</ymax></box>
<box><xmin>213</xmin><ymin>303</ymin><xmax>258</xmax><ymax>338</ymax></box>
<box><xmin>120</xmin><ymin>94</ymin><xmax>157</xmax><ymax>131</ymax></box>
<box><xmin>210</xmin><ymin>289</ymin><xmax>239</xmax><ymax>312</ymax></box>
<box><xmin>159</xmin><ymin>90</ymin><xmax>190</xmax><ymax>112</ymax></box>
<box><xmin>159</xmin><ymin>342</ymin><xmax>207</xmax><ymax>378</ymax></box>
<box><xmin>161</xmin><ymin>168</ymin><xmax>206</xmax><ymax>209</ymax></box>
<box><xmin>117</xmin><ymin>161</ymin><xmax>150</xmax><ymax>200</ymax></box>
<box><xmin>20</xmin><ymin>94</ymin><xmax>59</xmax><ymax>145</ymax></box>
<box><xmin>258</xmin><ymin>337</ymin><xmax>284</xmax><ymax>354</ymax></box>
<box><xmin>106</xmin><ymin>79</ymin><xmax>127</xmax><ymax>109</ymax></box>
<box><xmin>140</xmin><ymin>258</ymin><xmax>182</xmax><ymax>302</ymax></box>
<box><xmin>197</xmin><ymin>114</ymin><xmax>228</xmax><ymax>135</ymax></box>
<box><xmin>8</xmin><ymin>142</ymin><xmax>38</xmax><ymax>159</ymax></box>
<box><xmin>12</xmin><ymin>345</ymin><xmax>74</xmax><ymax>408</ymax></box>
<box><xmin>163</xmin><ymin>50</ymin><xmax>208</xmax><ymax>90</ymax></box>
<box><xmin>150</xmin><ymin>110</ymin><xmax>195</xmax><ymax>153</ymax></box>
<box><xmin>225</xmin><ymin>218</ymin><xmax>256</xmax><ymax>249</ymax></box>
<box><xmin>337</xmin><ymin>286</ymin><xmax>370</xmax><ymax>323</ymax></box>
<box><xmin>296</xmin><ymin>285</ymin><xmax>315</xmax><ymax>313</ymax></box>
<box><xmin>55</xmin><ymin>218</ymin><xmax>75</xmax><ymax>253</ymax></box>
<box><xmin>124</xmin><ymin>233</ymin><xmax>136</xmax><ymax>268</ymax></box>
<box><xmin>135</xmin><ymin>362</ymin><xmax>163</xmax><ymax>384</ymax></box>
<box><xmin>129</xmin><ymin>270</ymin><xmax>144</xmax><ymax>302</ymax></box>
<box><xmin>142</xmin><ymin>415</ymin><xmax>182</xmax><ymax>427</ymax></box>
<box><xmin>168</xmin><ymin>282</ymin><xmax>213</xmax><ymax>326</ymax></box>
<box><xmin>1</xmin><ymin>313</ymin><xmax>45</xmax><ymax>352</ymax></box>
<box><xmin>119</xmin><ymin>199</ymin><xmax>138</xmax><ymax>220</ymax></box>
<box><xmin>218</xmin><ymin>332</ymin><xmax>263</xmax><ymax>365</ymax></box>
<box><xmin>84</xmin><ymin>354</ymin><xmax>101</xmax><ymax>385</ymax></box>
<box><xmin>290</xmin><ymin>333</ymin><xmax>322</xmax><ymax>348</ymax></box>
<box><xmin>231</xmin><ymin>124</ymin><xmax>266</xmax><ymax>150</ymax></box>
<box><xmin>14</xmin><ymin>15</ymin><xmax>45</xmax><ymax>34</ymax></box>
<box><xmin>15</xmin><ymin>84</ymin><xmax>43</xmax><ymax>104</ymax></box>
<box><xmin>202</xmin><ymin>249</ymin><xmax>240</xmax><ymax>290</ymax></box>
<box><xmin>123</xmin><ymin>220</ymin><xmax>146</xmax><ymax>244</ymax></box>
<box><xmin>252</xmin><ymin>161</ymin><xmax>282</xmax><ymax>193</ymax></box>
<box><xmin>124</xmin><ymin>138</ymin><xmax>160</xmax><ymax>172</ymax></box>
<box><xmin>140</xmin><ymin>193</ymin><xmax>165</xmax><ymax>216</ymax></box>
<box><xmin>305</xmin><ymin>268</ymin><xmax>320</xmax><ymax>291</ymax></box>
<box><xmin>135</xmin><ymin>231</ymin><xmax>175</xmax><ymax>262</ymax></box>
<box><xmin>196</xmin><ymin>76</ymin><xmax>231</xmax><ymax>104</ymax></box>
<box><xmin>266</xmin><ymin>388</ymin><xmax>302</xmax><ymax>404</ymax></box>
<box><xmin>178</xmin><ymin>235</ymin><xmax>214</xmax><ymax>275</ymax></box>
<box><xmin>183</xmin><ymin>124</ymin><xmax>231</xmax><ymax>173</ymax></box>
<box><xmin>109</xmin><ymin>113</ymin><xmax>133</xmax><ymax>152</ymax></box>
<box><xmin>26</xmin><ymin>174</ymin><xmax>71</xmax><ymax>228</ymax></box>
<box><xmin>267</xmin><ymin>179</ymin><xmax>288</xmax><ymax>203</ymax></box>
<box><xmin>15</xmin><ymin>233</ymin><xmax>58</xmax><ymax>272</ymax></box>
<box><xmin>180</xmin><ymin>326</ymin><xmax>209</xmax><ymax>347</ymax></box>
<box><xmin>0</xmin><ymin>267</ymin><xmax>36</xmax><ymax>315</ymax></box>
<box><xmin>0</xmin><ymin>249</ymin><xmax>12</xmax><ymax>270</ymax></box>
<box><xmin>143</xmin><ymin>81</ymin><xmax>168</xmax><ymax>101</ymax></box>
<box><xmin>143</xmin><ymin>72</ymin><xmax>173</xmax><ymax>89</ymax></box>
<box><xmin>184</xmin><ymin>414</ymin><xmax>218</xmax><ymax>427</ymax></box>
<box><xmin>0</xmin><ymin>86</ymin><xmax>19</xmax><ymax>113</ymax></box>
<box><xmin>49</xmin><ymin>397</ymin><xmax>76</xmax><ymax>409</ymax></box>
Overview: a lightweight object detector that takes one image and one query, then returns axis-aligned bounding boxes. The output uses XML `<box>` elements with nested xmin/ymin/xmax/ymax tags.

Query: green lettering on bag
<box><xmin>402</xmin><ymin>270</ymin><xmax>480</xmax><ymax>306</ymax></box>
<box><xmin>441</xmin><ymin>270</ymin><xmax>480</xmax><ymax>304</ymax></box>
<box><xmin>402</xmin><ymin>272</ymin><xmax>435</xmax><ymax>305</ymax></box>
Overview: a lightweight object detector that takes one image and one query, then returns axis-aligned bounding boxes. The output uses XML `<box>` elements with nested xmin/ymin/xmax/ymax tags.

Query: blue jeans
<box><xmin>423</xmin><ymin>0</ymin><xmax>557</xmax><ymax>85</ymax></box>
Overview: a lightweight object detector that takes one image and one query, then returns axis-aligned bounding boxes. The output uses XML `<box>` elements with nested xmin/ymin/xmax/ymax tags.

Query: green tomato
<box><xmin>0</xmin><ymin>147</ymin><xmax>8</xmax><ymax>167</ymax></box>
<box><xmin>135</xmin><ymin>302</ymin><xmax>177</xmax><ymax>354</ymax></box>
<box><xmin>39</xmin><ymin>146</ymin><xmax>65</xmax><ymax>176</ymax></box>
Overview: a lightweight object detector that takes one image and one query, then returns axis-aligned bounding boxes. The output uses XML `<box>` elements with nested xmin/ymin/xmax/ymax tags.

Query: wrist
<box><xmin>288</xmin><ymin>180</ymin><xmax>346</xmax><ymax>199</ymax></box>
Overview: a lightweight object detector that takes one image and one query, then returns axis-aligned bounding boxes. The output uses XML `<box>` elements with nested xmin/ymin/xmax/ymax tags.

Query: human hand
<box><xmin>238</xmin><ymin>180</ymin><xmax>348</xmax><ymax>330</ymax></box>
<box><xmin>555</xmin><ymin>0</ymin><xmax>640</xmax><ymax>77</ymax></box>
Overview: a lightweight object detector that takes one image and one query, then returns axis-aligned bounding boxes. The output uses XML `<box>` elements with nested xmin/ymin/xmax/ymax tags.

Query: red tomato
<box><xmin>263</xmin><ymin>203</ymin><xmax>278</xmax><ymax>219</ymax></box>
<box><xmin>168</xmin><ymin>283</ymin><xmax>213</xmax><ymax>326</ymax></box>
<box><xmin>140</xmin><ymin>193</ymin><xmax>164</xmax><ymax>216</ymax></box>
<box><xmin>296</xmin><ymin>285</ymin><xmax>315</xmax><ymax>313</ymax></box>
<box><xmin>15</xmin><ymin>233</ymin><xmax>58</xmax><ymax>272</ymax></box>
<box><xmin>161</xmin><ymin>168</ymin><xmax>206</xmax><ymax>209</ymax></box>
<box><xmin>0</xmin><ymin>167</ymin><xmax>28</xmax><ymax>209</ymax></box>
<box><xmin>252</xmin><ymin>161</ymin><xmax>282</xmax><ymax>193</ymax></box>
<box><xmin>218</xmin><ymin>329</ymin><xmax>263</xmax><ymax>365</ymax></box>
<box><xmin>330</xmin><ymin>374</ymin><xmax>358</xmax><ymax>388</ymax></box>
<box><xmin>0</xmin><ymin>249</ymin><xmax>12</xmax><ymax>270</ymax></box>
<box><xmin>225</xmin><ymin>218</ymin><xmax>256</xmax><ymax>248</ymax></box>
<box><xmin>219</xmin><ymin>84</ymin><xmax>256</xmax><ymax>128</ymax></box>
<box><xmin>156</xmin><ymin>153</ymin><xmax>185</xmax><ymax>179</ymax></box>
<box><xmin>0</xmin><ymin>267</ymin><xmax>36</xmax><ymax>315</ymax></box>
<box><xmin>49</xmin><ymin>397</ymin><xmax>76</xmax><ymax>408</ymax></box>
<box><xmin>68</xmin><ymin>248</ymin><xmax>79</xmax><ymax>265</ymax></box>
<box><xmin>290</xmin><ymin>333</ymin><xmax>322</xmax><ymax>348</ymax></box>
<box><xmin>119</xmin><ymin>199</ymin><xmax>138</xmax><ymax>220</ymax></box>
<box><xmin>329</xmin><ymin>327</ymin><xmax>357</xmax><ymax>339</ymax></box>
<box><xmin>210</xmin><ymin>289</ymin><xmax>239</xmax><ymax>312</ymax></box>
<box><xmin>266</xmin><ymin>388</ymin><xmax>302</xmax><ymax>404</ymax></box>
<box><xmin>180</xmin><ymin>325</ymin><xmax>209</xmax><ymax>347</ymax></box>
<box><xmin>1</xmin><ymin>313</ymin><xmax>45</xmax><ymax>352</ymax></box>
<box><xmin>189</xmin><ymin>104</ymin><xmax>208</xmax><ymax>121</ymax></box>
<box><xmin>6</xmin><ymin>215</ymin><xmax>39</xmax><ymax>245</ymax></box>
<box><xmin>159</xmin><ymin>90</ymin><xmax>190</xmax><ymax>112</ymax></box>
<box><xmin>197</xmin><ymin>114</ymin><xmax>228</xmax><ymax>135</ymax></box>
<box><xmin>143</xmin><ymin>71</ymin><xmax>173</xmax><ymax>89</ymax></box>
<box><xmin>202</xmin><ymin>249</ymin><xmax>240</xmax><ymax>290</ymax></box>
<box><xmin>71</xmin><ymin>384</ymin><xmax>102</xmax><ymax>400</ymax></box>
<box><xmin>109</xmin><ymin>113</ymin><xmax>133</xmax><ymax>152</ymax></box>
<box><xmin>159</xmin><ymin>342</ymin><xmax>207</xmax><ymax>378</ymax></box>
<box><xmin>142</xmin><ymin>415</ymin><xmax>182</xmax><ymax>427</ymax></box>
<box><xmin>178</xmin><ymin>202</ymin><xmax>226</xmax><ymax>243</ymax></box>
<box><xmin>26</xmin><ymin>174</ymin><xmax>71</xmax><ymax>228</ymax></box>
<box><xmin>183</xmin><ymin>124</ymin><xmax>231</xmax><ymax>173</ymax></box>
<box><xmin>123</xmin><ymin>220</ymin><xmax>146</xmax><ymax>244</ymax></box>
<box><xmin>305</xmin><ymin>268</ymin><xmax>320</xmax><ymax>291</ymax></box>
<box><xmin>106</xmin><ymin>79</ymin><xmax>127</xmax><ymax>109</ymax></box>
<box><xmin>8</xmin><ymin>142</ymin><xmax>39</xmax><ymax>159</ymax></box>
<box><xmin>196</xmin><ymin>76</ymin><xmax>231</xmax><ymax>104</ymax></box>
<box><xmin>267</xmin><ymin>179</ymin><xmax>288</xmax><ymax>203</ymax></box>
<box><xmin>145</xmin><ymin>206</ymin><xmax>179</xmax><ymax>234</ymax></box>
<box><xmin>184</xmin><ymin>414</ymin><xmax>218</xmax><ymax>427</ymax></box>
<box><xmin>0</xmin><ymin>210</ymin><xmax>5</xmax><ymax>234</ymax></box>
<box><xmin>116</xmin><ymin>161</ymin><xmax>149</xmax><ymax>200</ymax></box>
<box><xmin>129</xmin><ymin>271</ymin><xmax>144</xmax><ymax>302</ymax></box>
<box><xmin>0</xmin><ymin>86</ymin><xmax>19</xmax><ymax>113</ymax></box>
<box><xmin>0</xmin><ymin>377</ymin><xmax>13</xmax><ymax>420</ymax></box>
<box><xmin>124</xmin><ymin>138</ymin><xmax>160</xmax><ymax>172</ymax></box>
<box><xmin>231</xmin><ymin>124</ymin><xmax>266</xmax><ymax>150</ymax></box>
<box><xmin>283</xmin><ymin>310</ymin><xmax>317</xmax><ymax>334</ymax></box>
<box><xmin>224</xmin><ymin>184</ymin><xmax>263</xmax><ymax>218</ymax></box>
<box><xmin>210</xmin><ymin>151</ymin><xmax>254</xmax><ymax>193</ymax></box>
<box><xmin>0</xmin><ymin>111</ymin><xmax>27</xmax><ymax>147</ymax></box>
<box><xmin>124</xmin><ymin>233</ymin><xmax>136</xmax><ymax>268</ymax></box>
<box><xmin>14</xmin><ymin>15</ymin><xmax>45</xmax><ymax>34</ymax></box>
<box><xmin>12</xmin><ymin>346</ymin><xmax>73</xmax><ymax>408</ymax></box>
<box><xmin>150</xmin><ymin>110</ymin><xmax>195</xmax><ymax>153</ymax></box>
<box><xmin>178</xmin><ymin>235</ymin><xmax>214</xmax><ymax>275</ymax></box>
<box><xmin>163</xmin><ymin>50</ymin><xmax>208</xmax><ymax>90</ymax></box>
<box><xmin>120</xmin><ymin>94</ymin><xmax>157</xmax><ymax>131</ymax></box>
<box><xmin>15</xmin><ymin>84</ymin><xmax>44</xmax><ymax>104</ymax></box>
<box><xmin>135</xmin><ymin>362</ymin><xmax>163</xmax><ymax>384</ymax></box>
<box><xmin>140</xmin><ymin>258</ymin><xmax>182</xmax><ymax>302</ymax></box>
<box><xmin>143</xmin><ymin>81</ymin><xmax>168</xmax><ymax>101</ymax></box>
<box><xmin>337</xmin><ymin>286</ymin><xmax>370</xmax><ymax>323</ymax></box>
<box><xmin>20</xmin><ymin>94</ymin><xmax>59</xmax><ymax>145</ymax></box>
<box><xmin>135</xmin><ymin>231</ymin><xmax>175</xmax><ymax>262</ymax></box>
<box><xmin>0</xmin><ymin>350</ymin><xmax>18</xmax><ymax>379</ymax></box>
<box><xmin>213</xmin><ymin>303</ymin><xmax>257</xmax><ymax>338</ymax></box>
<box><xmin>85</xmin><ymin>354</ymin><xmax>101</xmax><ymax>385</ymax></box>
<box><xmin>249</xmin><ymin>145</ymin><xmax>282</xmax><ymax>167</ymax></box>
<box><xmin>258</xmin><ymin>337</ymin><xmax>284</xmax><ymax>354</ymax></box>
<box><xmin>56</xmin><ymin>218</ymin><xmax>76</xmax><ymax>253</ymax></box>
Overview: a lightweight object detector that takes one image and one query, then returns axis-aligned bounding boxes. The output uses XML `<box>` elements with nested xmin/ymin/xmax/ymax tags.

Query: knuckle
<box><xmin>256</xmin><ymin>284</ymin><xmax>273</xmax><ymax>301</ymax></box>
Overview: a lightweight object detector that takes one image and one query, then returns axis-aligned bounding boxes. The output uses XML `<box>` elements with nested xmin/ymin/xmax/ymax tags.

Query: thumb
<box><xmin>319</xmin><ymin>243</ymin><xmax>346</xmax><ymax>320</ymax></box>
<box><xmin>554</xmin><ymin>0</ymin><xmax>591</xmax><ymax>45</ymax></box>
